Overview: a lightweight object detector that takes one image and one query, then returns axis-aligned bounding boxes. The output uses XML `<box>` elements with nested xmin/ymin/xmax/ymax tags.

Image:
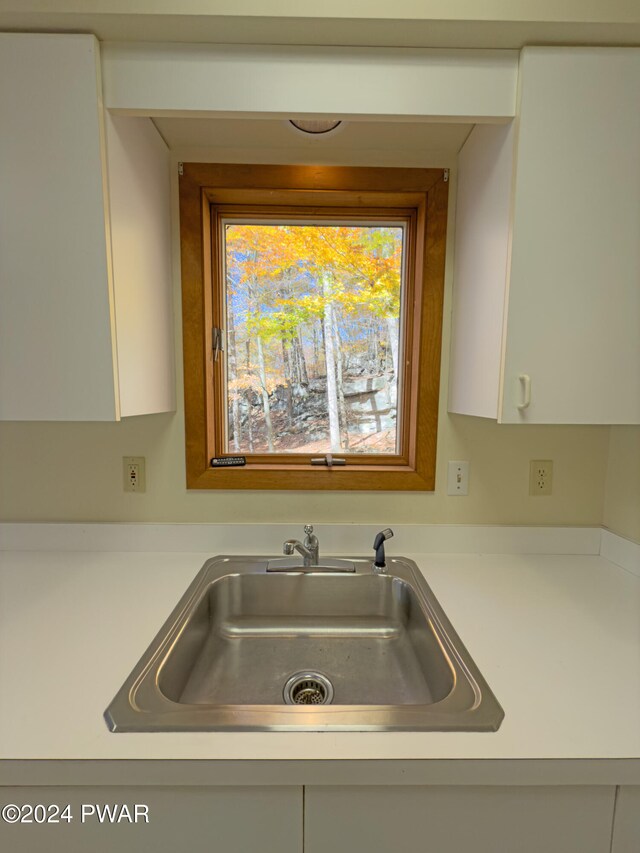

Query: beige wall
<box><xmin>603</xmin><ymin>427</ymin><xmax>640</xmax><ymax>543</ymax></box>
<box><xmin>0</xmin><ymin>147</ymin><xmax>612</xmax><ymax>525</ymax></box>
<box><xmin>0</xmin><ymin>413</ymin><xmax>610</xmax><ymax>526</ymax></box>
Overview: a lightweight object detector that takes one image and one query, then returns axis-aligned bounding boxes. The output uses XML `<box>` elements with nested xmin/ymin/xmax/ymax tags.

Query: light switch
<box><xmin>447</xmin><ymin>461</ymin><xmax>469</xmax><ymax>495</ymax></box>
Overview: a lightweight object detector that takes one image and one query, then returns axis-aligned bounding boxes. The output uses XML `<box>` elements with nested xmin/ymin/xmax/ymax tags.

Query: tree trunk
<box><xmin>282</xmin><ymin>269</ymin><xmax>308</xmax><ymax>401</ymax></box>
<box><xmin>313</xmin><ymin>322</ymin><xmax>320</xmax><ymax>374</ymax></box>
<box><xmin>281</xmin><ymin>336</ymin><xmax>294</xmax><ymax>427</ymax></box>
<box><xmin>368</xmin><ymin>318</ymin><xmax>377</xmax><ymax>371</ymax></box>
<box><xmin>256</xmin><ymin>334</ymin><xmax>274</xmax><ymax>452</ymax></box>
<box><xmin>246</xmin><ymin>401</ymin><xmax>254</xmax><ymax>452</ymax></box>
<box><xmin>245</xmin><ymin>340</ymin><xmax>254</xmax><ymax>452</ymax></box>
<box><xmin>332</xmin><ymin>307</ymin><xmax>349</xmax><ymax>450</ymax></box>
<box><xmin>290</xmin><ymin>334</ymin><xmax>300</xmax><ymax>386</ymax></box>
<box><xmin>247</xmin><ymin>269</ymin><xmax>274</xmax><ymax>453</ymax></box>
<box><xmin>227</xmin><ymin>295</ymin><xmax>242</xmax><ymax>451</ymax></box>
<box><xmin>321</xmin><ymin>272</ymin><xmax>341</xmax><ymax>452</ymax></box>
<box><xmin>386</xmin><ymin>314</ymin><xmax>400</xmax><ymax>407</ymax></box>
<box><xmin>294</xmin><ymin>329</ymin><xmax>309</xmax><ymax>386</ymax></box>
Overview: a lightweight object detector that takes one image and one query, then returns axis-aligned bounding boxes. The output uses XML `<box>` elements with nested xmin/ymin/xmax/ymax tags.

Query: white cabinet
<box><xmin>449</xmin><ymin>47</ymin><xmax>640</xmax><ymax>424</ymax></box>
<box><xmin>611</xmin><ymin>786</ymin><xmax>640</xmax><ymax>853</ymax></box>
<box><xmin>0</xmin><ymin>34</ymin><xmax>174</xmax><ymax>421</ymax></box>
<box><xmin>305</xmin><ymin>785</ymin><xmax>616</xmax><ymax>853</ymax></box>
<box><xmin>0</xmin><ymin>781</ymin><xmax>628</xmax><ymax>853</ymax></box>
<box><xmin>0</xmin><ymin>786</ymin><xmax>303</xmax><ymax>853</ymax></box>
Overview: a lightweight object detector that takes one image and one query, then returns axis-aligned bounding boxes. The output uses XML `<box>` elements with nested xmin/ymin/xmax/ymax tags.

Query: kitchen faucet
<box><xmin>283</xmin><ymin>524</ymin><xmax>319</xmax><ymax>567</ymax></box>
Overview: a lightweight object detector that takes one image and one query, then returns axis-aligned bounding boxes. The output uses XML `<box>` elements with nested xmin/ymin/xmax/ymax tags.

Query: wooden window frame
<box><xmin>179</xmin><ymin>163</ymin><xmax>448</xmax><ymax>491</ymax></box>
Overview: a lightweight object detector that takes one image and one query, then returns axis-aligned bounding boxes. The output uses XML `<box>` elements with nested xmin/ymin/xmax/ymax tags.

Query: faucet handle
<box><xmin>303</xmin><ymin>525</ymin><xmax>319</xmax><ymax>559</ymax></box>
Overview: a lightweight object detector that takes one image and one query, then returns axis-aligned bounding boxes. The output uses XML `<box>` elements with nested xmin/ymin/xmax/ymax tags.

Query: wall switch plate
<box><xmin>529</xmin><ymin>459</ymin><xmax>553</xmax><ymax>496</ymax></box>
<box><xmin>447</xmin><ymin>460</ymin><xmax>469</xmax><ymax>495</ymax></box>
<box><xmin>123</xmin><ymin>456</ymin><xmax>146</xmax><ymax>493</ymax></box>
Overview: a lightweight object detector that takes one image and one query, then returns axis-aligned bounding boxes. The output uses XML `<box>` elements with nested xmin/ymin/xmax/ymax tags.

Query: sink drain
<box><xmin>283</xmin><ymin>672</ymin><xmax>334</xmax><ymax>705</ymax></box>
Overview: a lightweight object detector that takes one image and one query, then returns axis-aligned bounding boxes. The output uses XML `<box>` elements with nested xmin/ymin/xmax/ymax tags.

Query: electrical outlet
<box><xmin>123</xmin><ymin>457</ymin><xmax>146</xmax><ymax>493</ymax></box>
<box><xmin>447</xmin><ymin>460</ymin><xmax>469</xmax><ymax>495</ymax></box>
<box><xmin>529</xmin><ymin>459</ymin><xmax>553</xmax><ymax>496</ymax></box>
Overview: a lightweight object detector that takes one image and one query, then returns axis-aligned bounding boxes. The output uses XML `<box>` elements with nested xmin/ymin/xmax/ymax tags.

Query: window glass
<box><xmin>222</xmin><ymin>222</ymin><xmax>405</xmax><ymax>455</ymax></box>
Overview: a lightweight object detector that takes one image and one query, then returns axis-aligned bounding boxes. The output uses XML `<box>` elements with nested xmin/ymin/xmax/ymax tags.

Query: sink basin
<box><xmin>105</xmin><ymin>556</ymin><xmax>504</xmax><ymax>731</ymax></box>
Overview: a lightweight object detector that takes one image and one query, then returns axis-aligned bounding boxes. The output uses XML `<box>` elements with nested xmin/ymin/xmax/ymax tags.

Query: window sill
<box><xmin>187</xmin><ymin>465</ymin><xmax>435</xmax><ymax>491</ymax></box>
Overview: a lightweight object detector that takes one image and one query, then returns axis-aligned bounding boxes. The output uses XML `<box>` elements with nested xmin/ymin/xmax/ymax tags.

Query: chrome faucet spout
<box><xmin>282</xmin><ymin>525</ymin><xmax>319</xmax><ymax>567</ymax></box>
<box><xmin>282</xmin><ymin>539</ymin><xmax>313</xmax><ymax>566</ymax></box>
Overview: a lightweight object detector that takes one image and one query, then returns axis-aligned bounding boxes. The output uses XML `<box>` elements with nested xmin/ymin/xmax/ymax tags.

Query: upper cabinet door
<box><xmin>0</xmin><ymin>34</ymin><xmax>118</xmax><ymax>420</ymax></box>
<box><xmin>502</xmin><ymin>47</ymin><xmax>640</xmax><ymax>424</ymax></box>
<box><xmin>0</xmin><ymin>34</ymin><xmax>174</xmax><ymax>421</ymax></box>
<box><xmin>450</xmin><ymin>47</ymin><xmax>640</xmax><ymax>425</ymax></box>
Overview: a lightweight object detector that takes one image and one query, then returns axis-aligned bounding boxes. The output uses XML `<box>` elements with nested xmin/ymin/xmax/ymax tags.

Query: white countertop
<box><xmin>1</xmin><ymin>542</ymin><xmax>639</xmax><ymax>779</ymax></box>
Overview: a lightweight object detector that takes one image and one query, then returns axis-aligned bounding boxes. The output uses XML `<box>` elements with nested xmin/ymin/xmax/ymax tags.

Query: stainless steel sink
<box><xmin>105</xmin><ymin>556</ymin><xmax>504</xmax><ymax>731</ymax></box>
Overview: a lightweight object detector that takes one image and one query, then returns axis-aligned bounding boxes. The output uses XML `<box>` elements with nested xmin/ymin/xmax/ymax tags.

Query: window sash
<box><xmin>219</xmin><ymin>216</ymin><xmax>411</xmax><ymax>465</ymax></box>
<box><xmin>210</xmin><ymin>204</ymin><xmax>420</xmax><ymax>468</ymax></box>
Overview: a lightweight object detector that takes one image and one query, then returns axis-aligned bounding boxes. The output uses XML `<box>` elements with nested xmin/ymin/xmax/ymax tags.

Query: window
<box><xmin>223</xmin><ymin>221</ymin><xmax>405</xmax><ymax>456</ymax></box>
<box><xmin>179</xmin><ymin>164</ymin><xmax>448</xmax><ymax>490</ymax></box>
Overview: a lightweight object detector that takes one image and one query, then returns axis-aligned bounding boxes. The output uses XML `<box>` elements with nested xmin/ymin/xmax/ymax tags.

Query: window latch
<box><xmin>212</xmin><ymin>327</ymin><xmax>225</xmax><ymax>362</ymax></box>
<box><xmin>311</xmin><ymin>454</ymin><xmax>347</xmax><ymax>467</ymax></box>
